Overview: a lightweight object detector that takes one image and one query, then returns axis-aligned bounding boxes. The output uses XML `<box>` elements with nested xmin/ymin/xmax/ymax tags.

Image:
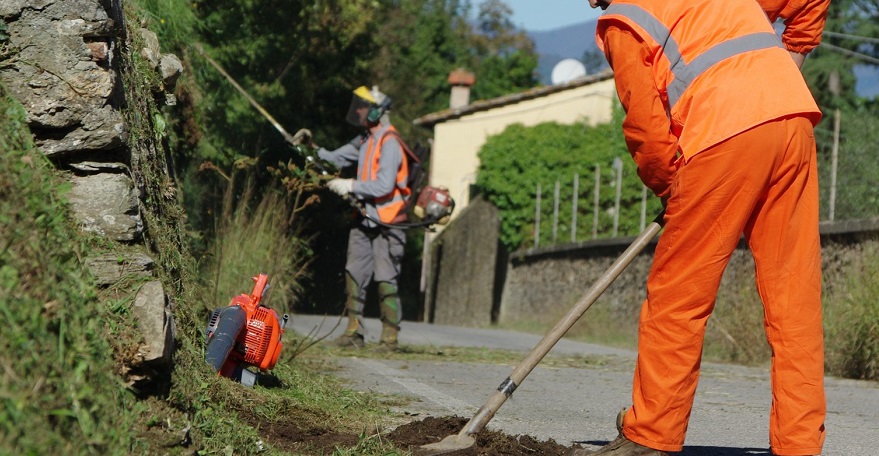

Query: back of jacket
<box><xmin>596</xmin><ymin>0</ymin><xmax>821</xmax><ymax>159</ymax></box>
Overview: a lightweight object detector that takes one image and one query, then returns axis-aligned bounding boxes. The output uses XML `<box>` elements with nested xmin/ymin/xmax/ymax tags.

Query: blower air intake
<box><xmin>205</xmin><ymin>273</ymin><xmax>288</xmax><ymax>387</ymax></box>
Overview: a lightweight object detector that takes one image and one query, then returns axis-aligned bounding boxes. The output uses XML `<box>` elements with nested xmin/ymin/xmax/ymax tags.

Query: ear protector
<box><xmin>367</xmin><ymin>96</ymin><xmax>392</xmax><ymax>124</ymax></box>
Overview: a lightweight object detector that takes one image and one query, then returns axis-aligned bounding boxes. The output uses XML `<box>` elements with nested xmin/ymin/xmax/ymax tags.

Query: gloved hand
<box><xmin>327</xmin><ymin>178</ymin><xmax>354</xmax><ymax>196</ymax></box>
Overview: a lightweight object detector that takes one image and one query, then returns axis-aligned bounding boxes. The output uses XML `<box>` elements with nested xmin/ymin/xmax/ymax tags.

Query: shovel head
<box><xmin>414</xmin><ymin>434</ymin><xmax>477</xmax><ymax>455</ymax></box>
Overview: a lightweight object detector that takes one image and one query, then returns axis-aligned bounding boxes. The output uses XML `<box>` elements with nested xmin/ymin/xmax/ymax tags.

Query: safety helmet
<box><xmin>346</xmin><ymin>85</ymin><xmax>391</xmax><ymax>127</ymax></box>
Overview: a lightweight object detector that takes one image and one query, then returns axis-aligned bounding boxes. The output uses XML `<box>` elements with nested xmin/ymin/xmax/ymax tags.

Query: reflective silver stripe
<box><xmin>666</xmin><ymin>33</ymin><xmax>782</xmax><ymax>105</ymax></box>
<box><xmin>604</xmin><ymin>4</ymin><xmax>783</xmax><ymax>108</ymax></box>
<box><xmin>376</xmin><ymin>193</ymin><xmax>406</xmax><ymax>207</ymax></box>
<box><xmin>605</xmin><ymin>4</ymin><xmax>682</xmax><ymax>69</ymax></box>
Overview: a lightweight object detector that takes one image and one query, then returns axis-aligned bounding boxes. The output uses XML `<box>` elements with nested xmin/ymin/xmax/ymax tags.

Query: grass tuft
<box><xmin>825</xmin><ymin>239</ymin><xmax>879</xmax><ymax>380</ymax></box>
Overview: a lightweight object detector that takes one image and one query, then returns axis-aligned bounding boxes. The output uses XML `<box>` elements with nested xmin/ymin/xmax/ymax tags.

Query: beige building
<box><xmin>414</xmin><ymin>68</ymin><xmax>617</xmax><ymax>224</ymax></box>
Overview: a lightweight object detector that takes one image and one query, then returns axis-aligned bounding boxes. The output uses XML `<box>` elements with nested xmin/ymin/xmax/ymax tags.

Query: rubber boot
<box><xmin>334</xmin><ymin>274</ymin><xmax>365</xmax><ymax>349</ymax></box>
<box><xmin>375</xmin><ymin>281</ymin><xmax>402</xmax><ymax>353</ymax></box>
<box><xmin>375</xmin><ymin>321</ymin><xmax>399</xmax><ymax>353</ymax></box>
<box><xmin>333</xmin><ymin>308</ymin><xmax>365</xmax><ymax>349</ymax></box>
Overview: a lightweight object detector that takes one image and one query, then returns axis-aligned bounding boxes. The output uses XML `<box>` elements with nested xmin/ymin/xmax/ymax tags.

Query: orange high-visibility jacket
<box><xmin>756</xmin><ymin>0</ymin><xmax>830</xmax><ymax>54</ymax></box>
<box><xmin>360</xmin><ymin>126</ymin><xmax>410</xmax><ymax>223</ymax></box>
<box><xmin>596</xmin><ymin>0</ymin><xmax>822</xmax><ymax>162</ymax></box>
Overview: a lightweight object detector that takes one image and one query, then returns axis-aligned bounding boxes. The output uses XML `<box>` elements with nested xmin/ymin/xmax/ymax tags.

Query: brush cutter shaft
<box><xmin>460</xmin><ymin>213</ymin><xmax>665</xmax><ymax>438</ymax></box>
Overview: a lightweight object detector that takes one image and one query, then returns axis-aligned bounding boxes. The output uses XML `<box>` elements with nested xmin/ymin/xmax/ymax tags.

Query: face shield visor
<box><xmin>346</xmin><ymin>86</ymin><xmax>379</xmax><ymax>128</ymax></box>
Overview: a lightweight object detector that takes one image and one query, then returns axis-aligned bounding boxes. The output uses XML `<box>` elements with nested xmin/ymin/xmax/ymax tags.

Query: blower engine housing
<box><xmin>205</xmin><ymin>273</ymin><xmax>287</xmax><ymax>387</ymax></box>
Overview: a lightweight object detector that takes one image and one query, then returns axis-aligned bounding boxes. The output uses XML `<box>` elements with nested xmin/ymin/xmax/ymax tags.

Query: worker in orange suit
<box><xmin>574</xmin><ymin>0</ymin><xmax>828</xmax><ymax>455</ymax></box>
<box><xmin>756</xmin><ymin>0</ymin><xmax>830</xmax><ymax>68</ymax></box>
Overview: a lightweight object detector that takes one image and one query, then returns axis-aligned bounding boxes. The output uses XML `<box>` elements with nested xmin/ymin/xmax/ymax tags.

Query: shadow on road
<box><xmin>578</xmin><ymin>441</ymin><xmax>770</xmax><ymax>455</ymax></box>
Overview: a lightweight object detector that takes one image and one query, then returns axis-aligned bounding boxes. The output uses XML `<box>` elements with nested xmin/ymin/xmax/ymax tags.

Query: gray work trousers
<box><xmin>345</xmin><ymin>224</ymin><xmax>405</xmax><ymax>314</ymax></box>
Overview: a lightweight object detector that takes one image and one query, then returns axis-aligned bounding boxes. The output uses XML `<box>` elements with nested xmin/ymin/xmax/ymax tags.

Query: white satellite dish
<box><xmin>550</xmin><ymin>58</ymin><xmax>587</xmax><ymax>85</ymax></box>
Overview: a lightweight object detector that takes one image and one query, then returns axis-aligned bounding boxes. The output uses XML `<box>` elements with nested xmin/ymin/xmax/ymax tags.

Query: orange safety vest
<box><xmin>360</xmin><ymin>126</ymin><xmax>411</xmax><ymax>223</ymax></box>
<box><xmin>596</xmin><ymin>0</ymin><xmax>822</xmax><ymax>160</ymax></box>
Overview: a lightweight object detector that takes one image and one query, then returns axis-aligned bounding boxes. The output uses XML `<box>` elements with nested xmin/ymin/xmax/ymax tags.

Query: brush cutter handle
<box><xmin>460</xmin><ymin>212</ymin><xmax>665</xmax><ymax>438</ymax></box>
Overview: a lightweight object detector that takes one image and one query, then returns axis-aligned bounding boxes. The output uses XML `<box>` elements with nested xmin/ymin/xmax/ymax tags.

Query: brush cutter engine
<box><xmin>205</xmin><ymin>273</ymin><xmax>288</xmax><ymax>387</ymax></box>
<box><xmin>413</xmin><ymin>185</ymin><xmax>454</xmax><ymax>225</ymax></box>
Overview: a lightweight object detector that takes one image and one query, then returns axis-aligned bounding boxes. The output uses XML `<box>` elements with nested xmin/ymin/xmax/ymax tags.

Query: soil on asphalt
<box><xmin>251</xmin><ymin>413</ymin><xmax>579</xmax><ymax>455</ymax></box>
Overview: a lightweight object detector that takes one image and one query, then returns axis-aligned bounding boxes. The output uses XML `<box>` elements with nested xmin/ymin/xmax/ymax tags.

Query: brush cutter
<box><xmin>195</xmin><ymin>43</ymin><xmax>455</xmax><ymax>231</ymax></box>
<box><xmin>415</xmin><ymin>212</ymin><xmax>665</xmax><ymax>455</ymax></box>
<box><xmin>204</xmin><ymin>273</ymin><xmax>288</xmax><ymax>387</ymax></box>
<box><xmin>288</xmin><ymin>135</ymin><xmax>456</xmax><ymax>230</ymax></box>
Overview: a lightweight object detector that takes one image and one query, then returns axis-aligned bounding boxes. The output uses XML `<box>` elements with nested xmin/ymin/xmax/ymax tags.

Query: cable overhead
<box><xmin>823</xmin><ymin>30</ymin><xmax>879</xmax><ymax>44</ymax></box>
<box><xmin>818</xmin><ymin>42</ymin><xmax>879</xmax><ymax>65</ymax></box>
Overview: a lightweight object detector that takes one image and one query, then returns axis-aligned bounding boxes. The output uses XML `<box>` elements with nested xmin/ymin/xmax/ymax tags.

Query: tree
<box><xmin>799</xmin><ymin>0</ymin><xmax>879</xmax><ymax>220</ymax></box>
<box><xmin>371</xmin><ymin>0</ymin><xmax>472</xmax><ymax>143</ymax></box>
<box><xmin>371</xmin><ymin>0</ymin><xmax>538</xmax><ymax>142</ymax></box>
<box><xmin>466</xmin><ymin>0</ymin><xmax>539</xmax><ymax>100</ymax></box>
<box><xmin>801</xmin><ymin>0</ymin><xmax>879</xmax><ymax>110</ymax></box>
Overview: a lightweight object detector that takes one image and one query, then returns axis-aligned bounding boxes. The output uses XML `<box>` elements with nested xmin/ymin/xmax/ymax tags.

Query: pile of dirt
<box><xmin>253</xmin><ymin>413</ymin><xmax>579</xmax><ymax>455</ymax></box>
<box><xmin>388</xmin><ymin>416</ymin><xmax>577</xmax><ymax>455</ymax></box>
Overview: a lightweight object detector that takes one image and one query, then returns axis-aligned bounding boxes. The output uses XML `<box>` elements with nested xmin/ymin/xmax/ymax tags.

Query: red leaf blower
<box><xmin>204</xmin><ymin>273</ymin><xmax>288</xmax><ymax>387</ymax></box>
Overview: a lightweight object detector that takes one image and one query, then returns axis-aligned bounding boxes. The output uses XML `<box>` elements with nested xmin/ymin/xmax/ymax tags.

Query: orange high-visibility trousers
<box><xmin>623</xmin><ymin>116</ymin><xmax>826</xmax><ymax>456</ymax></box>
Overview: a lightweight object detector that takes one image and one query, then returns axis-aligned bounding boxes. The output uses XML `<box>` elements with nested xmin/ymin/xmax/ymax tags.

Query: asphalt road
<box><xmin>290</xmin><ymin>314</ymin><xmax>879</xmax><ymax>455</ymax></box>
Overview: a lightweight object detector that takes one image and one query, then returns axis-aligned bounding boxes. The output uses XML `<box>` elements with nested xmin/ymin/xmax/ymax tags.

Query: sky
<box><xmin>478</xmin><ymin>0</ymin><xmax>603</xmax><ymax>32</ymax></box>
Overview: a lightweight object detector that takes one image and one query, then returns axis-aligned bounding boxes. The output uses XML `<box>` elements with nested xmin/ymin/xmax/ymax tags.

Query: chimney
<box><xmin>448</xmin><ymin>68</ymin><xmax>476</xmax><ymax>109</ymax></box>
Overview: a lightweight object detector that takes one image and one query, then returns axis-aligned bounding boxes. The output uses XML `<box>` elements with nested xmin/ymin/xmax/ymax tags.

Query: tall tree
<box><xmin>371</xmin><ymin>0</ymin><xmax>472</xmax><ymax>143</ymax></box>
<box><xmin>800</xmin><ymin>0</ymin><xmax>879</xmax><ymax>220</ymax></box>
<box><xmin>466</xmin><ymin>0</ymin><xmax>539</xmax><ymax>100</ymax></box>
<box><xmin>802</xmin><ymin>0</ymin><xmax>879</xmax><ymax>110</ymax></box>
<box><xmin>192</xmin><ymin>0</ymin><xmax>384</xmax><ymax>160</ymax></box>
<box><xmin>370</xmin><ymin>0</ymin><xmax>538</xmax><ymax>142</ymax></box>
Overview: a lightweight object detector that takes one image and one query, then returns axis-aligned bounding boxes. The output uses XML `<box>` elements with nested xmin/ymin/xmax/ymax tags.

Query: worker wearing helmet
<box><xmin>316</xmin><ymin>85</ymin><xmax>410</xmax><ymax>352</ymax></box>
<box><xmin>576</xmin><ymin>0</ymin><xmax>826</xmax><ymax>455</ymax></box>
<box><xmin>756</xmin><ymin>0</ymin><xmax>830</xmax><ymax>68</ymax></box>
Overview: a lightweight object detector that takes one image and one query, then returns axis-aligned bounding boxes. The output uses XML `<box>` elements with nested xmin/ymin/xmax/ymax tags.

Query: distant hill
<box><xmin>529</xmin><ymin>19</ymin><xmax>604</xmax><ymax>85</ymax></box>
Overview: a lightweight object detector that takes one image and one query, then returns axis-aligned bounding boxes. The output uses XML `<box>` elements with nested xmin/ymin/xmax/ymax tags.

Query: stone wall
<box><xmin>425</xmin><ymin>196</ymin><xmax>501</xmax><ymax>326</ymax></box>
<box><xmin>0</xmin><ymin>0</ymin><xmax>183</xmax><ymax>387</ymax></box>
<box><xmin>498</xmin><ymin>218</ymin><xmax>879</xmax><ymax>333</ymax></box>
<box><xmin>499</xmin><ymin>234</ymin><xmax>657</xmax><ymax>326</ymax></box>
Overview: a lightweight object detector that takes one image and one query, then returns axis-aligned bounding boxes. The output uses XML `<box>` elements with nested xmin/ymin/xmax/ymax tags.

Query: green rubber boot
<box><xmin>375</xmin><ymin>282</ymin><xmax>402</xmax><ymax>353</ymax></box>
<box><xmin>334</xmin><ymin>274</ymin><xmax>365</xmax><ymax>349</ymax></box>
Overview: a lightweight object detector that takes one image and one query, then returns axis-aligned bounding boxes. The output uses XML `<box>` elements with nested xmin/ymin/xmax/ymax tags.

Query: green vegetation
<box><xmin>0</xmin><ymin>91</ymin><xmax>138</xmax><ymax>453</ymax></box>
<box><xmin>825</xmin><ymin>240</ymin><xmax>879</xmax><ymax>380</ymax></box>
<box><xmin>0</xmin><ymin>85</ymin><xmax>406</xmax><ymax>453</ymax></box>
<box><xmin>815</xmin><ymin>106</ymin><xmax>879</xmax><ymax>220</ymax></box>
<box><xmin>475</xmin><ymin>107</ymin><xmax>664</xmax><ymax>251</ymax></box>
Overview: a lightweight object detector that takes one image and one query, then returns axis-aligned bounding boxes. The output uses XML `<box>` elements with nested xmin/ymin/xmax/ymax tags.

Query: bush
<box><xmin>825</xmin><ymin>239</ymin><xmax>879</xmax><ymax>380</ymax></box>
<box><xmin>475</xmin><ymin>107</ymin><xmax>663</xmax><ymax>251</ymax></box>
<box><xmin>200</xmin><ymin>169</ymin><xmax>313</xmax><ymax>314</ymax></box>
